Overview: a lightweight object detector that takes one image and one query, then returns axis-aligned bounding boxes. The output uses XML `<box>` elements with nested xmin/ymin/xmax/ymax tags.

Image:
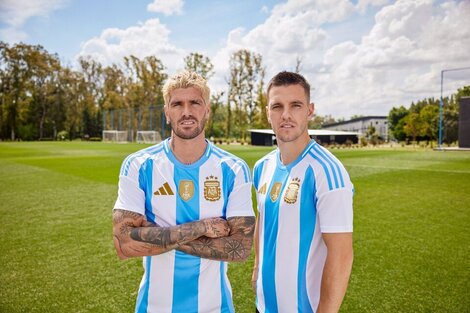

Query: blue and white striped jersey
<box><xmin>114</xmin><ymin>138</ymin><xmax>254</xmax><ymax>313</ymax></box>
<box><xmin>253</xmin><ymin>140</ymin><xmax>353</xmax><ymax>313</ymax></box>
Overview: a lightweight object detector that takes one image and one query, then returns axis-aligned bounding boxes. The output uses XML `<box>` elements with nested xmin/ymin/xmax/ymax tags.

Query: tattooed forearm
<box><xmin>177</xmin><ymin>216</ymin><xmax>255</xmax><ymax>262</ymax></box>
<box><xmin>112</xmin><ymin>209</ymin><xmax>230</xmax><ymax>259</ymax></box>
<box><xmin>130</xmin><ymin>221</ymin><xmax>207</xmax><ymax>249</ymax></box>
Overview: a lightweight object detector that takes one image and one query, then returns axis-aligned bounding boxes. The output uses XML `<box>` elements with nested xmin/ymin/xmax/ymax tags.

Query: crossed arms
<box><xmin>113</xmin><ymin>209</ymin><xmax>255</xmax><ymax>262</ymax></box>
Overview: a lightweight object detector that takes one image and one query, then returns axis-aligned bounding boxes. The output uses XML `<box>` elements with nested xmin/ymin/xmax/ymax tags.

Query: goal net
<box><xmin>102</xmin><ymin>130</ymin><xmax>128</xmax><ymax>143</ymax></box>
<box><xmin>136</xmin><ymin>131</ymin><xmax>162</xmax><ymax>144</ymax></box>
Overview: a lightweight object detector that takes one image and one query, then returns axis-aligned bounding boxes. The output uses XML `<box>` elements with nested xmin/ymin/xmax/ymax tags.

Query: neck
<box><xmin>170</xmin><ymin>133</ymin><xmax>207</xmax><ymax>165</ymax></box>
<box><xmin>277</xmin><ymin>133</ymin><xmax>311</xmax><ymax>165</ymax></box>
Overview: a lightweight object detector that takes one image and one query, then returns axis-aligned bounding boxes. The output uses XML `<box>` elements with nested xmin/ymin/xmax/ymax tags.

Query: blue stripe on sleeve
<box><xmin>312</xmin><ymin>144</ymin><xmax>345</xmax><ymax>188</ymax></box>
<box><xmin>308</xmin><ymin>151</ymin><xmax>333</xmax><ymax>191</ymax></box>
<box><xmin>311</xmin><ymin>145</ymin><xmax>339</xmax><ymax>189</ymax></box>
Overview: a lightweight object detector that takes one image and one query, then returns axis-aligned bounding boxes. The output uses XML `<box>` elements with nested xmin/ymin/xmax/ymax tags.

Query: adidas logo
<box><xmin>154</xmin><ymin>182</ymin><xmax>174</xmax><ymax>196</ymax></box>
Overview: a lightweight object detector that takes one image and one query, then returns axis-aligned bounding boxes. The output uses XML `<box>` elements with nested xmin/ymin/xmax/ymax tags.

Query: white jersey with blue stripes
<box><xmin>253</xmin><ymin>140</ymin><xmax>353</xmax><ymax>313</ymax></box>
<box><xmin>114</xmin><ymin>138</ymin><xmax>254</xmax><ymax>313</ymax></box>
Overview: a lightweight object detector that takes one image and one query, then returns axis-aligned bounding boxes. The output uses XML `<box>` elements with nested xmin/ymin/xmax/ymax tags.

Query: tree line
<box><xmin>0</xmin><ymin>42</ymin><xmax>271</xmax><ymax>141</ymax></box>
<box><xmin>388</xmin><ymin>86</ymin><xmax>469</xmax><ymax>145</ymax></box>
<box><xmin>1</xmin><ymin>41</ymin><xmax>467</xmax><ymax>143</ymax></box>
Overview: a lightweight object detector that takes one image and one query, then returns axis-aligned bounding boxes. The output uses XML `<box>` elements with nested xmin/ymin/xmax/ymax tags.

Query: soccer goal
<box><xmin>136</xmin><ymin>131</ymin><xmax>162</xmax><ymax>144</ymax></box>
<box><xmin>102</xmin><ymin>130</ymin><xmax>128</xmax><ymax>143</ymax></box>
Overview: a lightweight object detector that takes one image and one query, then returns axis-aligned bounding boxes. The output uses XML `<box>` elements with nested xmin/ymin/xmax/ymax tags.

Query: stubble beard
<box><xmin>171</xmin><ymin>114</ymin><xmax>207</xmax><ymax>140</ymax></box>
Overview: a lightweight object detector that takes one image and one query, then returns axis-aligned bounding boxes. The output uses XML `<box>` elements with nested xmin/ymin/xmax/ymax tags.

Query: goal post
<box><xmin>102</xmin><ymin>130</ymin><xmax>129</xmax><ymax>143</ymax></box>
<box><xmin>136</xmin><ymin>130</ymin><xmax>162</xmax><ymax>144</ymax></box>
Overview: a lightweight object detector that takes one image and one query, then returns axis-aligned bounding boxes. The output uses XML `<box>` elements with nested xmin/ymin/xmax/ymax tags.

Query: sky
<box><xmin>1</xmin><ymin>0</ymin><xmax>469</xmax><ymax>119</ymax></box>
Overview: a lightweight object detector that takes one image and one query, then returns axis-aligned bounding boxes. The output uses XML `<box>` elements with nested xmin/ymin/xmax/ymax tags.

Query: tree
<box><xmin>404</xmin><ymin>112</ymin><xmax>421</xmax><ymax>142</ymax></box>
<box><xmin>388</xmin><ymin>106</ymin><xmax>409</xmax><ymax>141</ymax></box>
<box><xmin>227</xmin><ymin>49</ymin><xmax>263</xmax><ymax>140</ymax></box>
<box><xmin>184</xmin><ymin>52</ymin><xmax>214</xmax><ymax>80</ymax></box>
<box><xmin>419</xmin><ymin>104</ymin><xmax>439</xmax><ymax>142</ymax></box>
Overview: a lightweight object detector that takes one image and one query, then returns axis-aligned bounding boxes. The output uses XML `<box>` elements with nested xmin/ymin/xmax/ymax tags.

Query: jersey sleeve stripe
<box><xmin>308</xmin><ymin>151</ymin><xmax>333</xmax><ymax>191</ymax></box>
<box><xmin>312</xmin><ymin>144</ymin><xmax>344</xmax><ymax>188</ymax></box>
<box><xmin>120</xmin><ymin>144</ymin><xmax>163</xmax><ymax>176</ymax></box>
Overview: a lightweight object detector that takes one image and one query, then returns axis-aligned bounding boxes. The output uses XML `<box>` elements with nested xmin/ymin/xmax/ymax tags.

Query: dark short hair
<box><xmin>266</xmin><ymin>71</ymin><xmax>310</xmax><ymax>101</ymax></box>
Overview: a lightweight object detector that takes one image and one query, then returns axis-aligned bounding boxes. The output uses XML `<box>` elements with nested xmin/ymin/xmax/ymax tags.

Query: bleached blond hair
<box><xmin>163</xmin><ymin>70</ymin><xmax>210</xmax><ymax>106</ymax></box>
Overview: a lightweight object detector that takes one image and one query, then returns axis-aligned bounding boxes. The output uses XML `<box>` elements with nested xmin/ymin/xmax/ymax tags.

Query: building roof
<box><xmin>323</xmin><ymin>115</ymin><xmax>387</xmax><ymax>128</ymax></box>
<box><xmin>248</xmin><ymin>129</ymin><xmax>360</xmax><ymax>136</ymax></box>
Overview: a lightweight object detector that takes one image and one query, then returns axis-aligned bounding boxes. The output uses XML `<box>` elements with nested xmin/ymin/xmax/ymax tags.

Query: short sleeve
<box><xmin>113</xmin><ymin>156</ymin><xmax>145</xmax><ymax>215</ymax></box>
<box><xmin>225</xmin><ymin>162</ymin><xmax>255</xmax><ymax>218</ymax></box>
<box><xmin>317</xmin><ymin>187</ymin><xmax>353</xmax><ymax>233</ymax></box>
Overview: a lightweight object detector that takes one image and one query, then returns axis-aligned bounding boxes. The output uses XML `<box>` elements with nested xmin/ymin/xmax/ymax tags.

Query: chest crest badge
<box><xmin>179</xmin><ymin>180</ymin><xmax>194</xmax><ymax>201</ymax></box>
<box><xmin>204</xmin><ymin>175</ymin><xmax>221</xmax><ymax>201</ymax></box>
<box><xmin>284</xmin><ymin>177</ymin><xmax>301</xmax><ymax>204</ymax></box>
<box><xmin>270</xmin><ymin>182</ymin><xmax>282</xmax><ymax>202</ymax></box>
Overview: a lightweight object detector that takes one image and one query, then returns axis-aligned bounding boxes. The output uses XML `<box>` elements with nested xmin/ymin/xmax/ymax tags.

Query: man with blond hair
<box><xmin>113</xmin><ymin>70</ymin><xmax>255</xmax><ymax>313</ymax></box>
<box><xmin>252</xmin><ymin>71</ymin><xmax>354</xmax><ymax>313</ymax></box>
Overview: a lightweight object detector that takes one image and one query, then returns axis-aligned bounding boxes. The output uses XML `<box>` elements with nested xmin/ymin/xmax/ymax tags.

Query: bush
<box><xmin>89</xmin><ymin>137</ymin><xmax>102</xmax><ymax>142</ymax></box>
<box><xmin>58</xmin><ymin>130</ymin><xmax>69</xmax><ymax>141</ymax></box>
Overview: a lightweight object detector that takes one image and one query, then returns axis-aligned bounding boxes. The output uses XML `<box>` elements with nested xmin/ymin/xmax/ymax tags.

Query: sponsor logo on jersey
<box><xmin>204</xmin><ymin>175</ymin><xmax>221</xmax><ymax>201</ymax></box>
<box><xmin>284</xmin><ymin>177</ymin><xmax>301</xmax><ymax>204</ymax></box>
<box><xmin>179</xmin><ymin>180</ymin><xmax>194</xmax><ymax>201</ymax></box>
<box><xmin>258</xmin><ymin>183</ymin><xmax>267</xmax><ymax>195</ymax></box>
<box><xmin>270</xmin><ymin>182</ymin><xmax>282</xmax><ymax>202</ymax></box>
<box><xmin>154</xmin><ymin>182</ymin><xmax>174</xmax><ymax>196</ymax></box>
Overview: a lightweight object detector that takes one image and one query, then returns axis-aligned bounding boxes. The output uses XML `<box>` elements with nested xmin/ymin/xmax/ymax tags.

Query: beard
<box><xmin>171</xmin><ymin>114</ymin><xmax>207</xmax><ymax>140</ymax></box>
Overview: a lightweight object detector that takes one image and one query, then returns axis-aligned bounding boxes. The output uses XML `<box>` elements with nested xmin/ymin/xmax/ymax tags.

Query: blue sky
<box><xmin>1</xmin><ymin>0</ymin><xmax>469</xmax><ymax>119</ymax></box>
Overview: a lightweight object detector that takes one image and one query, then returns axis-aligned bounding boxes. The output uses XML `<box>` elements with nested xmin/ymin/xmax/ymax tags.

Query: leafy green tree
<box><xmin>419</xmin><ymin>104</ymin><xmax>439</xmax><ymax>142</ymax></box>
<box><xmin>404</xmin><ymin>112</ymin><xmax>421</xmax><ymax>142</ymax></box>
<box><xmin>227</xmin><ymin>49</ymin><xmax>263</xmax><ymax>140</ymax></box>
<box><xmin>388</xmin><ymin>105</ymin><xmax>409</xmax><ymax>141</ymax></box>
<box><xmin>184</xmin><ymin>52</ymin><xmax>214</xmax><ymax>80</ymax></box>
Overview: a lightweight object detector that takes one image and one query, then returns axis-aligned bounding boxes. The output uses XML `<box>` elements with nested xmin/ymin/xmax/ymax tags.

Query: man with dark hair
<box><xmin>252</xmin><ymin>71</ymin><xmax>354</xmax><ymax>312</ymax></box>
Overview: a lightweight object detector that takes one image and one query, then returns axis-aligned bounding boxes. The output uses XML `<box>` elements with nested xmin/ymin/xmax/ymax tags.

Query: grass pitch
<box><xmin>0</xmin><ymin>142</ymin><xmax>469</xmax><ymax>312</ymax></box>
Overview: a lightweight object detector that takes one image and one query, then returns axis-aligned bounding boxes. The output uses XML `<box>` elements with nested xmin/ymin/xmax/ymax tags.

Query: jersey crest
<box><xmin>270</xmin><ymin>182</ymin><xmax>282</xmax><ymax>202</ymax></box>
<box><xmin>204</xmin><ymin>175</ymin><xmax>221</xmax><ymax>201</ymax></box>
<box><xmin>179</xmin><ymin>180</ymin><xmax>194</xmax><ymax>201</ymax></box>
<box><xmin>284</xmin><ymin>178</ymin><xmax>300</xmax><ymax>204</ymax></box>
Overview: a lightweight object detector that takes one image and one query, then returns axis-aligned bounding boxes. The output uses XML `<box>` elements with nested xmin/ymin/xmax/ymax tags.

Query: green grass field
<box><xmin>0</xmin><ymin>142</ymin><xmax>469</xmax><ymax>313</ymax></box>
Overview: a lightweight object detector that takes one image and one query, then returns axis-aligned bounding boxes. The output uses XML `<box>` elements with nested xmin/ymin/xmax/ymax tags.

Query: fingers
<box><xmin>204</xmin><ymin>217</ymin><xmax>230</xmax><ymax>238</ymax></box>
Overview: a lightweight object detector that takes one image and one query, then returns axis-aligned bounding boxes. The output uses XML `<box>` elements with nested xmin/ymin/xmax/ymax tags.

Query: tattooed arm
<box><xmin>176</xmin><ymin>216</ymin><xmax>255</xmax><ymax>262</ymax></box>
<box><xmin>112</xmin><ymin>209</ymin><xmax>230</xmax><ymax>260</ymax></box>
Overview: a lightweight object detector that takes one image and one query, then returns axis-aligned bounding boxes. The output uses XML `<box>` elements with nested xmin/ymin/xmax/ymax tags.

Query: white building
<box><xmin>322</xmin><ymin>116</ymin><xmax>389</xmax><ymax>141</ymax></box>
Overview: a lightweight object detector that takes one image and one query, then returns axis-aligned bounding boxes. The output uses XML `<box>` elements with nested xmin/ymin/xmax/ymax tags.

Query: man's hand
<box><xmin>203</xmin><ymin>217</ymin><xmax>230</xmax><ymax>238</ymax></box>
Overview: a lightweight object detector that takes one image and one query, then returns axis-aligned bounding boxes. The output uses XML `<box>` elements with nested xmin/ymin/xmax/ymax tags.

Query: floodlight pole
<box><xmin>438</xmin><ymin>66</ymin><xmax>470</xmax><ymax>149</ymax></box>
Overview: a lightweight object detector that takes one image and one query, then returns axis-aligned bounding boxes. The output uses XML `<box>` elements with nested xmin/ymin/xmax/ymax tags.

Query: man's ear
<box><xmin>307</xmin><ymin>102</ymin><xmax>315</xmax><ymax>120</ymax></box>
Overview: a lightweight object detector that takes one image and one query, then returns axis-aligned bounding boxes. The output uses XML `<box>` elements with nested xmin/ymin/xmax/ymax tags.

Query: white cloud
<box><xmin>147</xmin><ymin>0</ymin><xmax>184</xmax><ymax>16</ymax></box>
<box><xmin>0</xmin><ymin>0</ymin><xmax>67</xmax><ymax>42</ymax></box>
<box><xmin>211</xmin><ymin>0</ymin><xmax>470</xmax><ymax>118</ymax></box>
<box><xmin>0</xmin><ymin>0</ymin><xmax>66</xmax><ymax>27</ymax></box>
<box><xmin>313</xmin><ymin>0</ymin><xmax>470</xmax><ymax>117</ymax></box>
<box><xmin>211</xmin><ymin>0</ymin><xmax>355</xmax><ymax>91</ymax></box>
<box><xmin>78</xmin><ymin>18</ymin><xmax>186</xmax><ymax>73</ymax></box>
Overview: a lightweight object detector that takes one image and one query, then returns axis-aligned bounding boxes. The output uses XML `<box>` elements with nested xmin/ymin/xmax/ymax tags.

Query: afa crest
<box><xmin>270</xmin><ymin>182</ymin><xmax>282</xmax><ymax>202</ymax></box>
<box><xmin>179</xmin><ymin>180</ymin><xmax>194</xmax><ymax>201</ymax></box>
<box><xmin>204</xmin><ymin>175</ymin><xmax>221</xmax><ymax>201</ymax></box>
<box><xmin>284</xmin><ymin>178</ymin><xmax>301</xmax><ymax>204</ymax></box>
